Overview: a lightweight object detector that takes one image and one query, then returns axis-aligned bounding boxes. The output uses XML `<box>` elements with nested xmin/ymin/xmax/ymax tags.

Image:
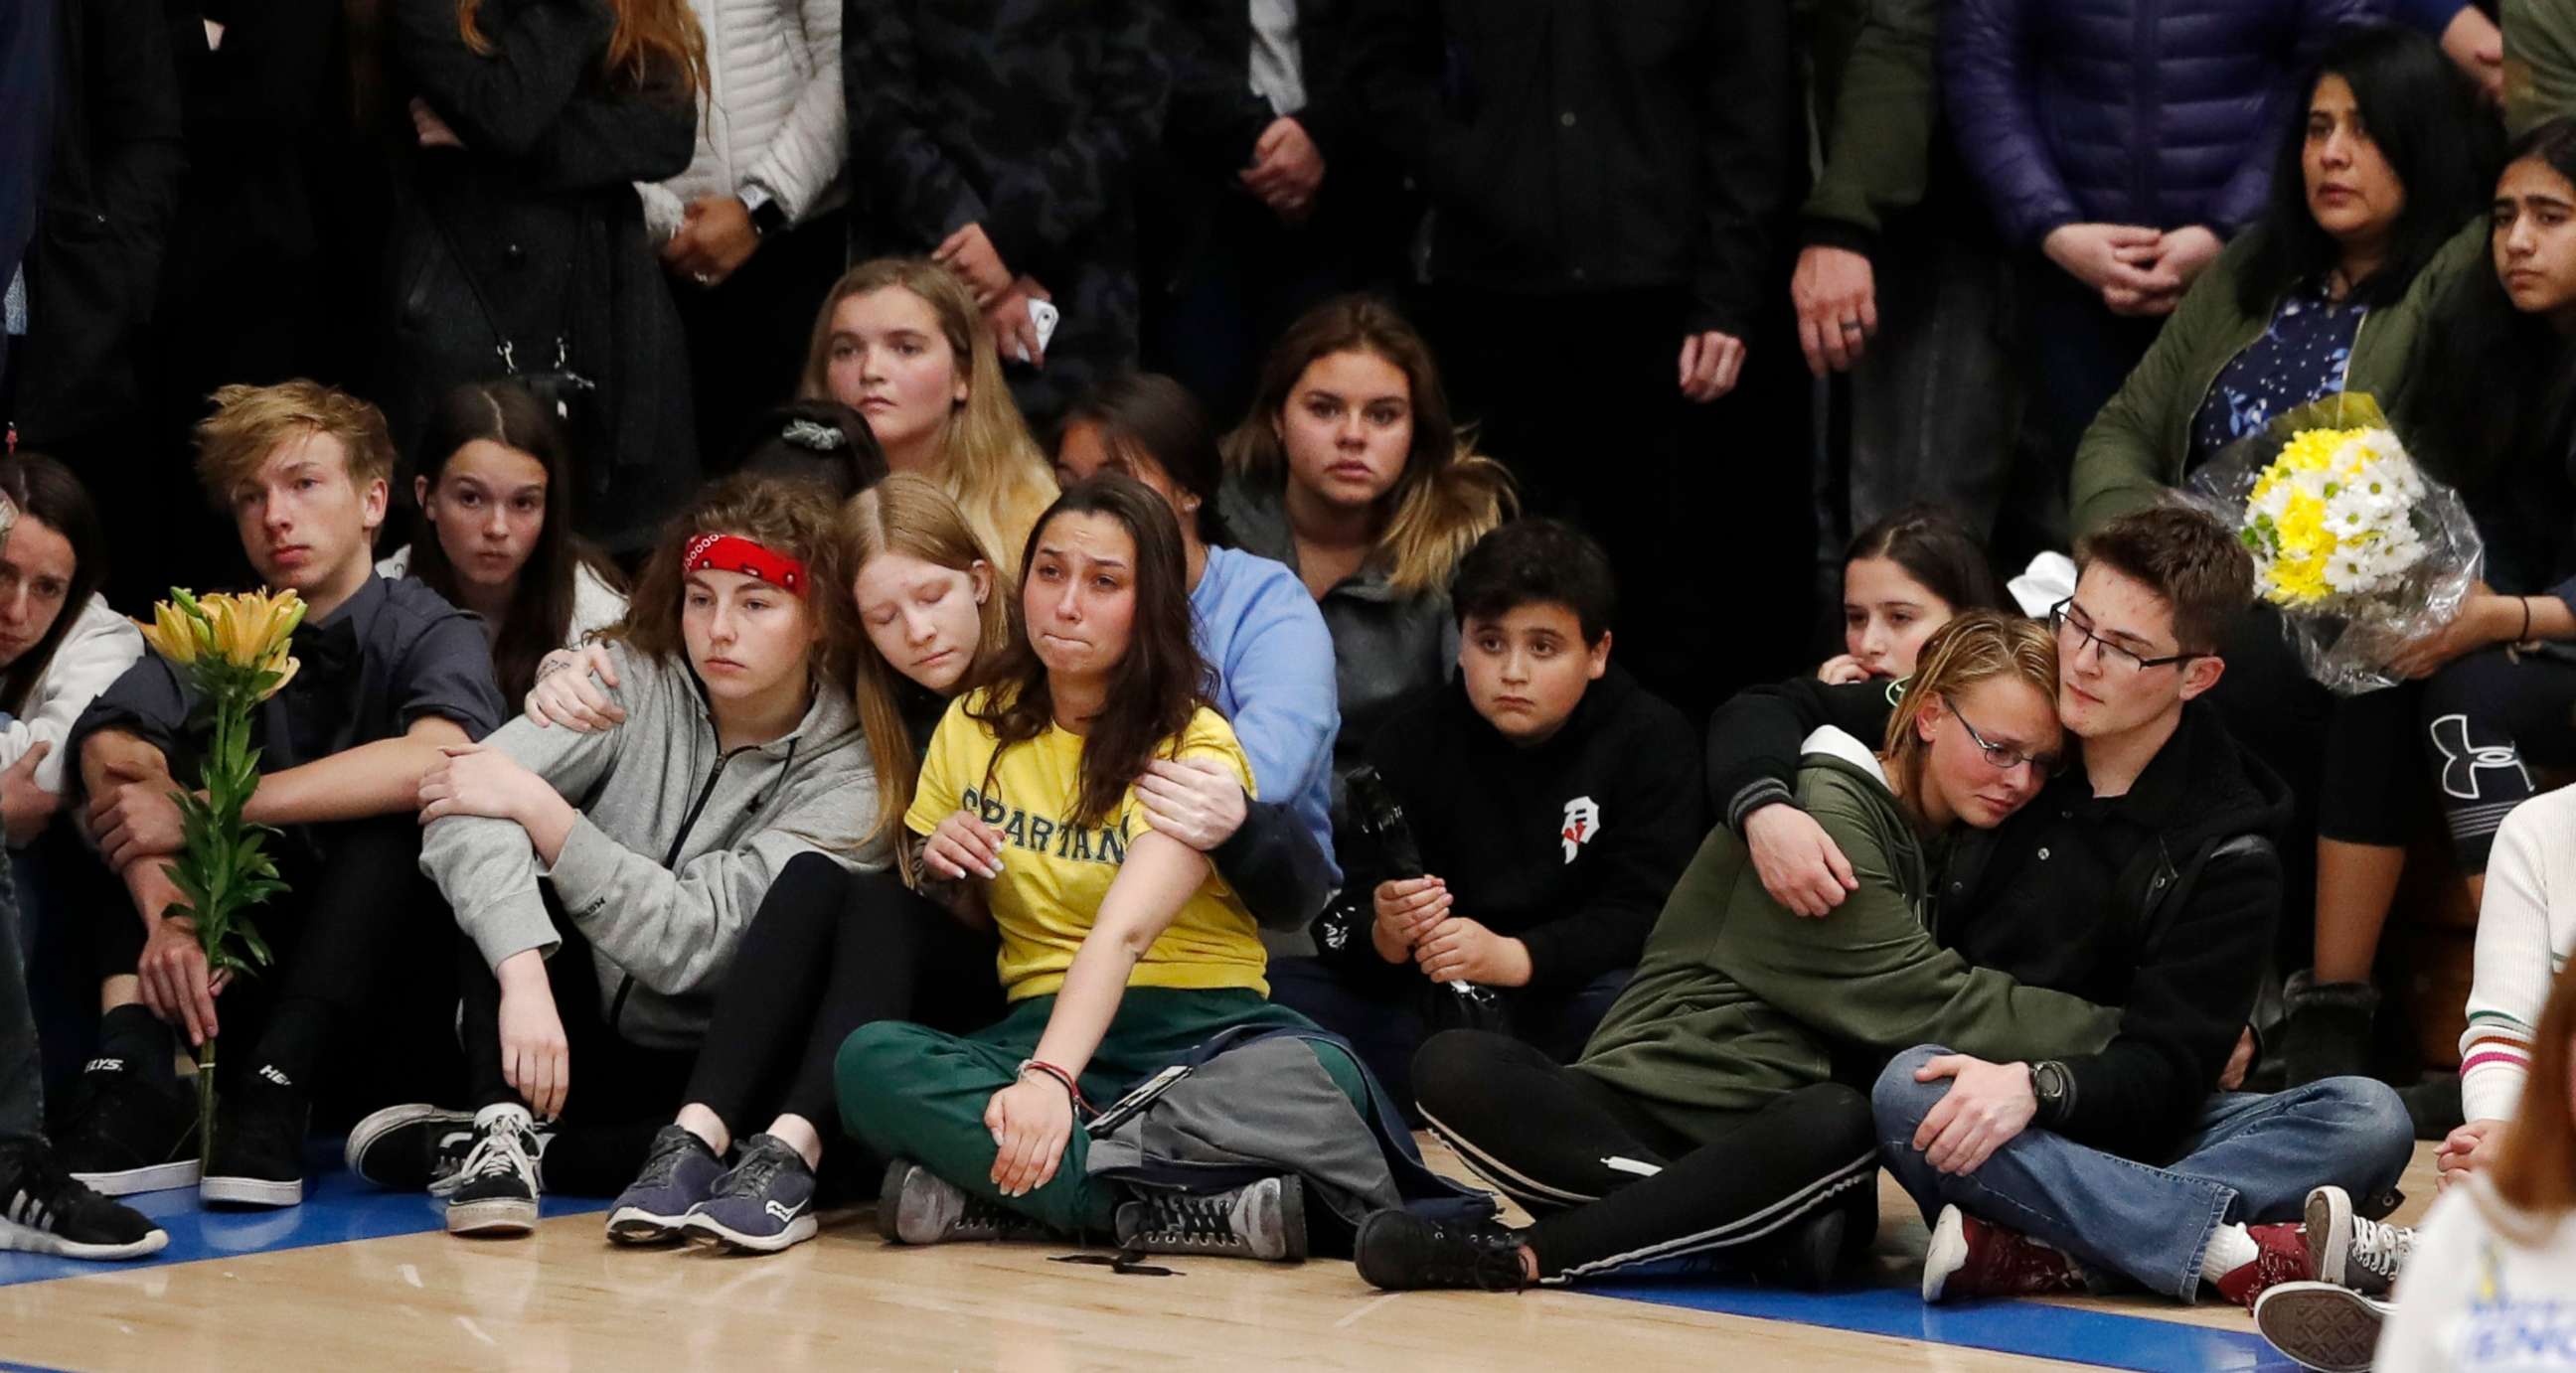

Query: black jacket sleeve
<box><xmin>390</xmin><ymin>0</ymin><xmax>611</xmax><ymax>159</ymax></box>
<box><xmin>63</xmin><ymin>657</ymin><xmax>195</xmax><ymax>805</ymax></box>
<box><xmin>1690</xmin><ymin>0</ymin><xmax>1798</xmax><ymax>338</ymax></box>
<box><xmin>1155</xmin><ymin>0</ymin><xmax>1275</xmax><ymax>175</ymax></box>
<box><xmin>1516</xmin><ymin>706</ymin><xmax>1710</xmax><ymax>991</ymax></box>
<box><xmin>1211</xmin><ymin>798</ymin><xmax>1338</xmax><ymax>934</ymax></box>
<box><xmin>1704</xmin><ymin>677</ymin><xmax>1898</xmax><ymax>834</ymax></box>
<box><xmin>975</xmin><ymin>0</ymin><xmax>1170</xmax><ymax>273</ymax></box>
<box><xmin>2051</xmin><ymin>837</ymin><xmax>2280</xmax><ymax>1156</ymax></box>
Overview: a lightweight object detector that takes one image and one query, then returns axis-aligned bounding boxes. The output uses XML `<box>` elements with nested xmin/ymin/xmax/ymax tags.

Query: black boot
<box><xmin>2279</xmin><ymin>972</ymin><xmax>2378</xmax><ymax>1087</ymax></box>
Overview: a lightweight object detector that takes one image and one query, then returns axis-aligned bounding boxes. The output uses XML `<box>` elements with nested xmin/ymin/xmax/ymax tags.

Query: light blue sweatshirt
<box><xmin>1193</xmin><ymin>545</ymin><xmax>1340</xmax><ymax>882</ymax></box>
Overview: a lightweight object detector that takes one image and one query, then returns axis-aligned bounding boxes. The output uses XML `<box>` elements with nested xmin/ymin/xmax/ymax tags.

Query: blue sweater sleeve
<box><xmin>1205</xmin><ymin>554</ymin><xmax>1341</xmax><ymax>809</ymax></box>
<box><xmin>2388</xmin><ymin>0</ymin><xmax>2466</xmax><ymax>34</ymax></box>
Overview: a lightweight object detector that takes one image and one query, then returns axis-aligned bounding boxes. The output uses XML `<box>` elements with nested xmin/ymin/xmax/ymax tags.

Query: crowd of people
<box><xmin>5</xmin><ymin>0</ymin><xmax>2576</xmax><ymax>1367</ymax></box>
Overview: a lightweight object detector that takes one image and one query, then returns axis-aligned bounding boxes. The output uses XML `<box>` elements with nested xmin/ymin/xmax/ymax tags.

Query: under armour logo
<box><xmin>2428</xmin><ymin>713</ymin><xmax>2529</xmax><ymax>801</ymax></box>
<box><xmin>1561</xmin><ymin>797</ymin><xmax>1602</xmax><ymax>863</ymax></box>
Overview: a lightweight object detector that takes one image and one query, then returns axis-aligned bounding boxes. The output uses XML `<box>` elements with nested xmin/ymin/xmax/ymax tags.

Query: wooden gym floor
<box><xmin>0</xmin><ymin>1137</ymin><xmax>2440</xmax><ymax>1371</ymax></box>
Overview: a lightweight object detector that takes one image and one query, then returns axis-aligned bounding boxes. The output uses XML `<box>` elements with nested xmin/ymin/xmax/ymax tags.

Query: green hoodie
<box><xmin>1572</xmin><ymin>728</ymin><xmax>2121</xmax><ymax>1140</ymax></box>
<box><xmin>2507</xmin><ymin>0</ymin><xmax>2576</xmax><ymax>137</ymax></box>
<box><xmin>2069</xmin><ymin>221</ymin><xmax>2489</xmax><ymax>536</ymax></box>
<box><xmin>1797</xmin><ymin>0</ymin><xmax>1941</xmax><ymax>253</ymax></box>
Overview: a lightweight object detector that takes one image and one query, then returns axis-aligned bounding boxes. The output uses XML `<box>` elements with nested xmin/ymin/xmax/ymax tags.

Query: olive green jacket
<box><xmin>2507</xmin><ymin>0</ymin><xmax>2576</xmax><ymax>136</ymax></box>
<box><xmin>1797</xmin><ymin>0</ymin><xmax>1941</xmax><ymax>252</ymax></box>
<box><xmin>2069</xmin><ymin>222</ymin><xmax>2489</xmax><ymax>537</ymax></box>
<box><xmin>1573</xmin><ymin>730</ymin><xmax>2120</xmax><ymax>1140</ymax></box>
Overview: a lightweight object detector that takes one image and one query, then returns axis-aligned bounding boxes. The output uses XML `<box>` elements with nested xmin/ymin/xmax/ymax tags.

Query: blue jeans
<box><xmin>1871</xmin><ymin>1044</ymin><xmax>2414</xmax><ymax>1300</ymax></box>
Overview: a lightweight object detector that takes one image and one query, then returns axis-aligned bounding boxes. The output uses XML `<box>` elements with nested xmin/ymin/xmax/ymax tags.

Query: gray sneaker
<box><xmin>2255</xmin><ymin>1280</ymin><xmax>2391</xmax><ymax>1372</ymax></box>
<box><xmin>679</xmin><ymin>1135</ymin><xmax>818</xmax><ymax>1254</ymax></box>
<box><xmin>876</xmin><ymin>1157</ymin><xmax>1052</xmax><ymax>1246</ymax></box>
<box><xmin>606</xmin><ymin>1125</ymin><xmax>726</xmax><ymax>1245</ymax></box>
<box><xmin>1113</xmin><ymin>1176</ymin><xmax>1307</xmax><ymax>1263</ymax></box>
<box><xmin>2304</xmin><ymin>1185</ymin><xmax>2412</xmax><ymax>1297</ymax></box>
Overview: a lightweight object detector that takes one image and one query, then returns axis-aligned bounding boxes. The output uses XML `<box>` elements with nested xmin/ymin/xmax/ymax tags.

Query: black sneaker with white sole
<box><xmin>2254</xmin><ymin>1280</ymin><xmax>2391</xmax><ymax>1372</ymax></box>
<box><xmin>345</xmin><ymin>1104</ymin><xmax>481</xmax><ymax>1192</ymax></box>
<box><xmin>876</xmin><ymin>1157</ymin><xmax>1054</xmax><ymax>1246</ymax></box>
<box><xmin>199</xmin><ymin>1067</ymin><xmax>308</xmax><ymax>1208</ymax></box>
<box><xmin>1113</xmin><ymin>1176</ymin><xmax>1308</xmax><ymax>1263</ymax></box>
<box><xmin>445</xmin><ymin>1109</ymin><xmax>543</xmax><ymax>1238</ymax></box>
<box><xmin>0</xmin><ymin>1138</ymin><xmax>169</xmax><ymax>1262</ymax></box>
<box><xmin>54</xmin><ymin>1057</ymin><xmax>199</xmax><ymax>1197</ymax></box>
<box><xmin>2303</xmin><ymin>1184</ymin><xmax>2412</xmax><ymax>1297</ymax></box>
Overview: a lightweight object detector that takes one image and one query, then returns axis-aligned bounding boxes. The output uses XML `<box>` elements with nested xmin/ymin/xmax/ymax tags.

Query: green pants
<box><xmin>836</xmin><ymin>988</ymin><xmax>1361</xmax><ymax>1235</ymax></box>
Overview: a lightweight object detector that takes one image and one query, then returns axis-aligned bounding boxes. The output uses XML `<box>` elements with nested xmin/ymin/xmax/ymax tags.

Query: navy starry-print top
<box><xmin>2188</xmin><ymin>279</ymin><xmax>2369</xmax><ymax>470</ymax></box>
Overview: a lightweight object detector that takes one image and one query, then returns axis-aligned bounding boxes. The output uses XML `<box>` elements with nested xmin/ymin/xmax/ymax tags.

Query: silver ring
<box><xmin>1839</xmin><ymin>320</ymin><xmax>1863</xmax><ymax>334</ymax></box>
<box><xmin>692</xmin><ymin>272</ymin><xmax>714</xmax><ymax>287</ymax></box>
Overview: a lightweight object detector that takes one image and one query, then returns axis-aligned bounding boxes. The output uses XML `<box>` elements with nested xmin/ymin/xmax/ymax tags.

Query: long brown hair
<box><xmin>458</xmin><ymin>0</ymin><xmax>708</xmax><ymax>97</ymax></box>
<box><xmin>839</xmin><ymin>474</ymin><xmax>1009</xmax><ymax>853</ymax></box>
<box><xmin>1881</xmin><ymin>612</ymin><xmax>2058</xmax><ymax>820</ymax></box>
<box><xmin>797</xmin><ymin>258</ymin><xmax>1057</xmax><ymax>580</ymax></box>
<box><xmin>1222</xmin><ymin>295</ymin><xmax>1515</xmax><ymax>594</ymax></box>
<box><xmin>608</xmin><ymin>474</ymin><xmax>857</xmax><ymax>692</ymax></box>
<box><xmin>970</xmin><ymin>475</ymin><xmax>1211</xmax><ymax>830</ymax></box>
<box><xmin>0</xmin><ymin>454</ymin><xmax>108</xmax><ymax>718</ymax></box>
<box><xmin>409</xmin><ymin>380</ymin><xmax>625</xmax><ymax>700</ymax></box>
<box><xmin>2488</xmin><ymin>960</ymin><xmax>2576</xmax><ymax>1219</ymax></box>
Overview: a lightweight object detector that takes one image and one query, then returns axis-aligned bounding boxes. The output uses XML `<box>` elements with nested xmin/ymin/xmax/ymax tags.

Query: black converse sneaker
<box><xmin>1354</xmin><ymin>1209</ymin><xmax>1532</xmax><ymax>1291</ymax></box>
<box><xmin>55</xmin><ymin>1056</ymin><xmax>199</xmax><ymax>1196</ymax></box>
<box><xmin>345</xmin><ymin>1105</ymin><xmax>482</xmax><ymax>1192</ymax></box>
<box><xmin>876</xmin><ymin>1158</ymin><xmax>1054</xmax><ymax>1245</ymax></box>
<box><xmin>0</xmin><ymin>1138</ymin><xmax>169</xmax><ymax>1262</ymax></box>
<box><xmin>444</xmin><ymin>1107</ymin><xmax>543</xmax><ymax>1238</ymax></box>
<box><xmin>1112</xmin><ymin>1176</ymin><xmax>1308</xmax><ymax>1263</ymax></box>
<box><xmin>2303</xmin><ymin>1184</ymin><xmax>2413</xmax><ymax>1297</ymax></box>
<box><xmin>200</xmin><ymin>1064</ymin><xmax>310</xmax><ymax>1208</ymax></box>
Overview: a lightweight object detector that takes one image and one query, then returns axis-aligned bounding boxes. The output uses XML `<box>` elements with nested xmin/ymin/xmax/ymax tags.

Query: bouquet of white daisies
<box><xmin>2185</xmin><ymin>393</ymin><xmax>2483</xmax><ymax>694</ymax></box>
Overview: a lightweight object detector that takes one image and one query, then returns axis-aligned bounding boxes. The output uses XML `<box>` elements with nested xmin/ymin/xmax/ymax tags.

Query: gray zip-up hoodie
<box><xmin>420</xmin><ymin>642</ymin><xmax>883</xmax><ymax>1047</ymax></box>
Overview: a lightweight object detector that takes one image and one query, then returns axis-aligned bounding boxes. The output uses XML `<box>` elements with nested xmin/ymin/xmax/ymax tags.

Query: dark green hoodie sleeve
<box><xmin>1799</xmin><ymin>0</ymin><xmax>1939</xmax><ymax>253</ymax></box>
<box><xmin>1718</xmin><ymin>766</ymin><xmax>2123</xmax><ymax>1062</ymax></box>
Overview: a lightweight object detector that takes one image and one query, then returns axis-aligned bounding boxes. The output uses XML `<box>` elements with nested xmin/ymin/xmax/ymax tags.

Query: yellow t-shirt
<box><xmin>904</xmin><ymin>691</ymin><xmax>1267</xmax><ymax>1000</ymax></box>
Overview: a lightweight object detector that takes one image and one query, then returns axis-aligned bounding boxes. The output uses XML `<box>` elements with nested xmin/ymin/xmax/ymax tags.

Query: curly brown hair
<box><xmin>607</xmin><ymin>473</ymin><xmax>858</xmax><ymax>691</ymax></box>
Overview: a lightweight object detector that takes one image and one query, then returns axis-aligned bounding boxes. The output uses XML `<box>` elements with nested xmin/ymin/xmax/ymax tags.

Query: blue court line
<box><xmin>0</xmin><ymin>1144</ymin><xmax>607</xmax><ymax>1289</ymax></box>
<box><xmin>1583</xmin><ymin>1280</ymin><xmax>2295</xmax><ymax>1372</ymax></box>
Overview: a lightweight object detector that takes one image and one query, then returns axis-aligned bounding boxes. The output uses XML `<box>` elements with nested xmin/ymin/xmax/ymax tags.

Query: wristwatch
<box><xmin>737</xmin><ymin>184</ymin><xmax>790</xmax><ymax>238</ymax></box>
<box><xmin>2028</xmin><ymin>1060</ymin><xmax>2073</xmax><ymax>1125</ymax></box>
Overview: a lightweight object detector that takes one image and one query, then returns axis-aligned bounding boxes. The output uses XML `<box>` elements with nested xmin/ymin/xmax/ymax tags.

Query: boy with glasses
<box><xmin>1706</xmin><ymin>506</ymin><xmax>2415</xmax><ymax>1308</ymax></box>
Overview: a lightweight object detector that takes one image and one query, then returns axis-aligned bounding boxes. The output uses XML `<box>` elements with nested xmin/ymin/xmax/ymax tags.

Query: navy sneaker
<box><xmin>679</xmin><ymin>1134</ymin><xmax>818</xmax><ymax>1253</ymax></box>
<box><xmin>606</xmin><ymin>1125</ymin><xmax>725</xmax><ymax>1245</ymax></box>
<box><xmin>55</xmin><ymin>1056</ymin><xmax>199</xmax><ymax>1197</ymax></box>
<box><xmin>0</xmin><ymin>1138</ymin><xmax>169</xmax><ymax>1261</ymax></box>
<box><xmin>346</xmin><ymin>1104</ymin><xmax>480</xmax><ymax>1192</ymax></box>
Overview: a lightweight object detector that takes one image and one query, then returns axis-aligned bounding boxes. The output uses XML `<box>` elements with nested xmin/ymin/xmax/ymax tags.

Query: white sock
<box><xmin>2199</xmin><ymin>1223</ymin><xmax>2258</xmax><ymax>1286</ymax></box>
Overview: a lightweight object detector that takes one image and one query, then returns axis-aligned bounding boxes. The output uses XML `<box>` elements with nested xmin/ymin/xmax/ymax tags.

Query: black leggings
<box><xmin>2418</xmin><ymin>645</ymin><xmax>2576</xmax><ymax>871</ymax></box>
<box><xmin>683</xmin><ymin>856</ymin><xmax>1002</xmax><ymax>1140</ymax></box>
<box><xmin>1412</xmin><ymin>1030</ymin><xmax>1877</xmax><ymax>1282</ymax></box>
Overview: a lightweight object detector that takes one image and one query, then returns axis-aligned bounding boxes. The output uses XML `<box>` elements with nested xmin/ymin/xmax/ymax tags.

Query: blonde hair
<box><xmin>1221</xmin><ymin>295</ymin><xmax>1515</xmax><ymax>594</ymax></box>
<box><xmin>838</xmin><ymin>474</ymin><xmax>1009</xmax><ymax>858</ymax></box>
<box><xmin>798</xmin><ymin>258</ymin><xmax>1057</xmax><ymax>580</ymax></box>
<box><xmin>194</xmin><ymin>380</ymin><xmax>398</xmax><ymax>509</ymax></box>
<box><xmin>1882</xmin><ymin>612</ymin><xmax>2059</xmax><ymax>811</ymax></box>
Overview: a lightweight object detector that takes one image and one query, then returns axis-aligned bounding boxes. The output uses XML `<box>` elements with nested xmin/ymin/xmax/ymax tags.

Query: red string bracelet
<box><xmin>1017</xmin><ymin>1058</ymin><xmax>1091</xmax><ymax>1115</ymax></box>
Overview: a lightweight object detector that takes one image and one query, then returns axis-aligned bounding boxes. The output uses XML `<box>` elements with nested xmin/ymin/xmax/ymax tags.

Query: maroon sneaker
<box><xmin>1921</xmin><ymin>1205</ymin><xmax>2088</xmax><ymax>1302</ymax></box>
<box><xmin>2214</xmin><ymin>1222</ymin><xmax>2315</xmax><ymax>1311</ymax></box>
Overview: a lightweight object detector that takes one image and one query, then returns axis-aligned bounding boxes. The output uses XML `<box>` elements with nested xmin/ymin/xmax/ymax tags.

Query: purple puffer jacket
<box><xmin>1942</xmin><ymin>0</ymin><xmax>2387</xmax><ymax>249</ymax></box>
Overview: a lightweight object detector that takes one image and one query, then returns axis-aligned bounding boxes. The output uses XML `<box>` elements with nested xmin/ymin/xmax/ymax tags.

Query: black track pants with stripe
<box><xmin>1413</xmin><ymin>1029</ymin><xmax>1877</xmax><ymax>1282</ymax></box>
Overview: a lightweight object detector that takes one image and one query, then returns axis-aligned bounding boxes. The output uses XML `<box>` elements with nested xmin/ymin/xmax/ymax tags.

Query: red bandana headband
<box><xmin>683</xmin><ymin>533</ymin><xmax>808</xmax><ymax>596</ymax></box>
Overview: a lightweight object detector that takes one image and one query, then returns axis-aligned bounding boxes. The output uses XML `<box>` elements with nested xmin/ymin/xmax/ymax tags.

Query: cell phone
<box><xmin>1015</xmin><ymin>299</ymin><xmax>1061</xmax><ymax>366</ymax></box>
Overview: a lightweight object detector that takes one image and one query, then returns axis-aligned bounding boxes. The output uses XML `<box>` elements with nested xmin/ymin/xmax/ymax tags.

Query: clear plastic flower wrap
<box><xmin>2181</xmin><ymin>392</ymin><xmax>2484</xmax><ymax>695</ymax></box>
